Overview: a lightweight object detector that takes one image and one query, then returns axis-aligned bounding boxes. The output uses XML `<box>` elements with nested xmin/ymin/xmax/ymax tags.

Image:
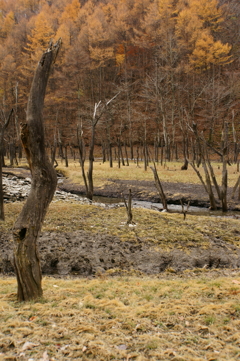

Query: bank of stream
<box><xmin>1</xmin><ymin>168</ymin><xmax>240</xmax><ymax>277</ymax></box>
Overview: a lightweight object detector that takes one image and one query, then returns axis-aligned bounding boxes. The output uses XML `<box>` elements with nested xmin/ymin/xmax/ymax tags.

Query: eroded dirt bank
<box><xmin>1</xmin><ymin>230</ymin><xmax>240</xmax><ymax>276</ymax></box>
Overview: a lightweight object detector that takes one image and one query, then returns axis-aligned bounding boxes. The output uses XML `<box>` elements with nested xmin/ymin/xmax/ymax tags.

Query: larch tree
<box><xmin>13</xmin><ymin>39</ymin><xmax>61</xmax><ymax>302</ymax></box>
<box><xmin>25</xmin><ymin>10</ymin><xmax>55</xmax><ymax>63</ymax></box>
<box><xmin>189</xmin><ymin>31</ymin><xmax>232</xmax><ymax>70</ymax></box>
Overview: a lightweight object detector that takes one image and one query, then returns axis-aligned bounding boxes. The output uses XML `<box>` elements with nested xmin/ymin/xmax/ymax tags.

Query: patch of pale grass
<box><xmin>1</xmin><ymin>202</ymin><xmax>240</xmax><ymax>249</ymax></box>
<box><xmin>56</xmin><ymin>159</ymin><xmax>239</xmax><ymax>188</ymax></box>
<box><xmin>1</xmin><ymin>274</ymin><xmax>240</xmax><ymax>360</ymax></box>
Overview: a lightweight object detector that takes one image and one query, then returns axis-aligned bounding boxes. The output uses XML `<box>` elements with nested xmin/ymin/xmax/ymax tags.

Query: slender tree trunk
<box><xmin>13</xmin><ymin>40</ymin><xmax>61</xmax><ymax>302</ymax></box>
<box><xmin>122</xmin><ymin>189</ymin><xmax>133</xmax><ymax>224</ymax></box>
<box><xmin>64</xmin><ymin>145</ymin><xmax>68</xmax><ymax>167</ymax></box>
<box><xmin>87</xmin><ymin>125</ymin><xmax>96</xmax><ymax>200</ymax></box>
<box><xmin>136</xmin><ymin>146</ymin><xmax>139</xmax><ymax>167</ymax></box>
<box><xmin>0</xmin><ymin>140</ymin><xmax>4</xmax><ymax>220</ymax></box>
<box><xmin>231</xmin><ymin>176</ymin><xmax>240</xmax><ymax>200</ymax></box>
<box><xmin>221</xmin><ymin>122</ymin><xmax>228</xmax><ymax>212</ymax></box>
<box><xmin>150</xmin><ymin>163</ymin><xmax>168</xmax><ymax>211</ymax></box>
<box><xmin>109</xmin><ymin>142</ymin><xmax>113</xmax><ymax>168</ymax></box>
<box><xmin>51</xmin><ymin>138</ymin><xmax>57</xmax><ymax>166</ymax></box>
<box><xmin>117</xmin><ymin>138</ymin><xmax>121</xmax><ymax>168</ymax></box>
<box><xmin>77</xmin><ymin>125</ymin><xmax>89</xmax><ymax>197</ymax></box>
<box><xmin>124</xmin><ymin>141</ymin><xmax>129</xmax><ymax>166</ymax></box>
<box><xmin>102</xmin><ymin>141</ymin><xmax>106</xmax><ymax>163</ymax></box>
<box><xmin>160</xmin><ymin>137</ymin><xmax>164</xmax><ymax>166</ymax></box>
<box><xmin>0</xmin><ymin>109</ymin><xmax>13</xmax><ymax>220</ymax></box>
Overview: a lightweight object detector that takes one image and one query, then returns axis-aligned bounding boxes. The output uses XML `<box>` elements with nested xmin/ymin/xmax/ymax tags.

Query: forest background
<box><xmin>0</xmin><ymin>0</ymin><xmax>240</xmax><ymax>158</ymax></box>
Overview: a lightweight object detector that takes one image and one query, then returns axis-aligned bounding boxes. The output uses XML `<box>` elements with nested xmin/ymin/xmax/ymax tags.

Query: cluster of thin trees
<box><xmin>0</xmin><ymin>0</ymin><xmax>240</xmax><ymax>155</ymax></box>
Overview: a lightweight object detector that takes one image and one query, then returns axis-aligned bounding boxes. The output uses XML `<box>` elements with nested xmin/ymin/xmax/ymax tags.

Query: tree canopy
<box><xmin>0</xmin><ymin>0</ymin><xmax>239</xmax><ymax>148</ymax></box>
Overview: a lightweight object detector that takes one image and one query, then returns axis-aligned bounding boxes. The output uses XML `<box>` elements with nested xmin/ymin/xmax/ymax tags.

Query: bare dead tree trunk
<box><xmin>150</xmin><ymin>163</ymin><xmax>168</xmax><ymax>211</ymax></box>
<box><xmin>189</xmin><ymin>123</ymin><xmax>218</xmax><ymax>210</ymax></box>
<box><xmin>109</xmin><ymin>142</ymin><xmax>113</xmax><ymax>168</ymax></box>
<box><xmin>221</xmin><ymin>121</ymin><xmax>228</xmax><ymax>212</ymax></box>
<box><xmin>154</xmin><ymin>136</ymin><xmax>159</xmax><ymax>163</ymax></box>
<box><xmin>231</xmin><ymin>175</ymin><xmax>240</xmax><ymax>200</ymax></box>
<box><xmin>77</xmin><ymin>124</ymin><xmax>89</xmax><ymax>196</ymax></box>
<box><xmin>13</xmin><ymin>40</ymin><xmax>61</xmax><ymax>302</ymax></box>
<box><xmin>87</xmin><ymin>121</ymin><xmax>96</xmax><ymax>200</ymax></box>
<box><xmin>122</xmin><ymin>189</ymin><xmax>134</xmax><ymax>224</ymax></box>
<box><xmin>124</xmin><ymin>141</ymin><xmax>129</xmax><ymax>166</ymax></box>
<box><xmin>64</xmin><ymin>145</ymin><xmax>68</xmax><ymax>167</ymax></box>
<box><xmin>232</xmin><ymin>112</ymin><xmax>238</xmax><ymax>164</ymax></box>
<box><xmin>117</xmin><ymin>138</ymin><xmax>121</xmax><ymax>169</ymax></box>
<box><xmin>51</xmin><ymin>136</ymin><xmax>57</xmax><ymax>166</ymax></box>
<box><xmin>181</xmin><ymin>137</ymin><xmax>189</xmax><ymax>170</ymax></box>
<box><xmin>81</xmin><ymin>94</ymin><xmax>119</xmax><ymax>200</ymax></box>
<box><xmin>160</xmin><ymin>137</ymin><xmax>164</xmax><ymax>166</ymax></box>
<box><xmin>0</xmin><ymin>109</ymin><xmax>13</xmax><ymax>220</ymax></box>
<box><xmin>180</xmin><ymin>199</ymin><xmax>190</xmax><ymax>220</ymax></box>
<box><xmin>101</xmin><ymin>141</ymin><xmax>106</xmax><ymax>163</ymax></box>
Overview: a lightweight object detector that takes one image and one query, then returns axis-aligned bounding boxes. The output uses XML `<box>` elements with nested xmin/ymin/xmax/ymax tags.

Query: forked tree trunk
<box><xmin>13</xmin><ymin>40</ymin><xmax>61</xmax><ymax>302</ymax></box>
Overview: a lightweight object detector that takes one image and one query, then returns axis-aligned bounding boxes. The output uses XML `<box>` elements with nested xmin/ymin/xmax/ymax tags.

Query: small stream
<box><xmin>92</xmin><ymin>195</ymin><xmax>240</xmax><ymax>218</ymax></box>
<box><xmin>3</xmin><ymin>172</ymin><xmax>239</xmax><ymax>218</ymax></box>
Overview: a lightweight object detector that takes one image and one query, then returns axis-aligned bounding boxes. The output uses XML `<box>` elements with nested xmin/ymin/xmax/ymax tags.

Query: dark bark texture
<box><xmin>13</xmin><ymin>40</ymin><xmax>61</xmax><ymax>301</ymax></box>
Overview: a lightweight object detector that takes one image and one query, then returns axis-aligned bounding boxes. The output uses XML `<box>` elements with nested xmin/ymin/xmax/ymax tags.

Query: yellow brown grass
<box><xmin>1</xmin><ymin>274</ymin><xmax>240</xmax><ymax>360</ymax></box>
<box><xmin>1</xmin><ymin>159</ymin><xmax>240</xmax><ymax>360</ymax></box>
<box><xmin>56</xmin><ymin>159</ymin><xmax>239</xmax><ymax>189</ymax></box>
<box><xmin>1</xmin><ymin>201</ymin><xmax>240</xmax><ymax>250</ymax></box>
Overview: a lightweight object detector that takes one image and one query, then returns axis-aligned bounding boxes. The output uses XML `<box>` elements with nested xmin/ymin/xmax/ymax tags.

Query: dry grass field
<box><xmin>56</xmin><ymin>159</ymin><xmax>239</xmax><ymax>189</ymax></box>
<box><xmin>1</xmin><ymin>272</ymin><xmax>240</xmax><ymax>361</ymax></box>
<box><xmin>1</xmin><ymin>158</ymin><xmax>240</xmax><ymax>360</ymax></box>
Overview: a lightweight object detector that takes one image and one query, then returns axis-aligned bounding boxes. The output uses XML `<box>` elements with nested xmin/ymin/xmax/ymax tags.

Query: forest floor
<box><xmin>1</xmin><ymin>162</ymin><xmax>240</xmax><ymax>360</ymax></box>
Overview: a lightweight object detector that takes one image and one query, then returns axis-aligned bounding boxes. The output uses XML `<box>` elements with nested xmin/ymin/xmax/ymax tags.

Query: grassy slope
<box><xmin>2</xmin><ymin>201</ymin><xmax>240</xmax><ymax>250</ymax></box>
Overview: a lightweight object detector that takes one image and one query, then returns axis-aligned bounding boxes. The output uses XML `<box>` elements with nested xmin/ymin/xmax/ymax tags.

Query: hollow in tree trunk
<box><xmin>13</xmin><ymin>40</ymin><xmax>61</xmax><ymax>302</ymax></box>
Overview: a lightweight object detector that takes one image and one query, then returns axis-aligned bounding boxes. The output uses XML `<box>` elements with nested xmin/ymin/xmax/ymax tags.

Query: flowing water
<box><xmin>92</xmin><ymin>195</ymin><xmax>240</xmax><ymax>218</ymax></box>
